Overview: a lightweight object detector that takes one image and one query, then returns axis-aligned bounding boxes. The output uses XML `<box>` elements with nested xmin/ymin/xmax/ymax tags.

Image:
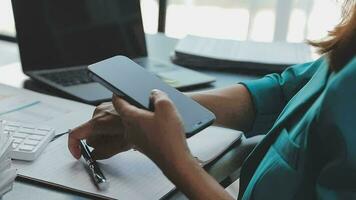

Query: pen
<box><xmin>79</xmin><ymin>140</ymin><xmax>109</xmax><ymax>190</ymax></box>
<box><xmin>51</xmin><ymin>130</ymin><xmax>71</xmax><ymax>142</ymax></box>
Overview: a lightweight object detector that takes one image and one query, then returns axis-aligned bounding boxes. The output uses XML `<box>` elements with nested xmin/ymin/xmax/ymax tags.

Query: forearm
<box><xmin>159</xmin><ymin>154</ymin><xmax>234</xmax><ymax>200</ymax></box>
<box><xmin>188</xmin><ymin>84</ymin><xmax>255</xmax><ymax>132</ymax></box>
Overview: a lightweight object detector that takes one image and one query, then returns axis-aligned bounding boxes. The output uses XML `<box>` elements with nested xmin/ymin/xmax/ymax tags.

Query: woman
<box><xmin>68</xmin><ymin>1</ymin><xmax>356</xmax><ymax>199</ymax></box>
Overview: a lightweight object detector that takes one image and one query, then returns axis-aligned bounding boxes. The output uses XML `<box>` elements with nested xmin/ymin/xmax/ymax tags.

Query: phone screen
<box><xmin>88</xmin><ymin>56</ymin><xmax>215</xmax><ymax>136</ymax></box>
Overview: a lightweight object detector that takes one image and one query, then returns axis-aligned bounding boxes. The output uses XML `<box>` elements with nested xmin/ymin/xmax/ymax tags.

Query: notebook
<box><xmin>172</xmin><ymin>35</ymin><xmax>312</xmax><ymax>72</ymax></box>
<box><xmin>13</xmin><ymin>126</ymin><xmax>242</xmax><ymax>200</ymax></box>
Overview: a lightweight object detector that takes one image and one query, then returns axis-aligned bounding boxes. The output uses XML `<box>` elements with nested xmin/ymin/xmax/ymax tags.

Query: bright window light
<box><xmin>287</xmin><ymin>9</ymin><xmax>307</xmax><ymax>42</ymax></box>
<box><xmin>0</xmin><ymin>0</ymin><xmax>15</xmax><ymax>36</ymax></box>
<box><xmin>165</xmin><ymin>5</ymin><xmax>249</xmax><ymax>40</ymax></box>
<box><xmin>307</xmin><ymin>0</ymin><xmax>341</xmax><ymax>40</ymax></box>
<box><xmin>0</xmin><ymin>0</ymin><xmax>345</xmax><ymax>44</ymax></box>
<box><xmin>140</xmin><ymin>0</ymin><xmax>158</xmax><ymax>34</ymax></box>
<box><xmin>249</xmin><ymin>10</ymin><xmax>275</xmax><ymax>42</ymax></box>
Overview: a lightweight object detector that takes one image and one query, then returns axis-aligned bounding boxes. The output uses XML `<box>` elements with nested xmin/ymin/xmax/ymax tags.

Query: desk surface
<box><xmin>0</xmin><ymin>33</ymin><xmax>260</xmax><ymax>200</ymax></box>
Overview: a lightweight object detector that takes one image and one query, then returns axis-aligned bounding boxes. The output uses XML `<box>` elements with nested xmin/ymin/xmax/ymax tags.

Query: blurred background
<box><xmin>0</xmin><ymin>0</ymin><xmax>342</xmax><ymax>43</ymax></box>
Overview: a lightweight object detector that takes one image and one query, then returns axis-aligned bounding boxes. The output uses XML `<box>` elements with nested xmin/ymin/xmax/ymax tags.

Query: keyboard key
<box><xmin>24</xmin><ymin>139</ymin><xmax>39</xmax><ymax>146</ymax></box>
<box><xmin>33</xmin><ymin>129</ymin><xmax>49</xmax><ymax>136</ymax></box>
<box><xmin>12</xmin><ymin>143</ymin><xmax>20</xmax><ymax>149</ymax></box>
<box><xmin>37</xmin><ymin>127</ymin><xmax>52</xmax><ymax>132</ymax></box>
<box><xmin>19</xmin><ymin>145</ymin><xmax>35</xmax><ymax>152</ymax></box>
<box><xmin>21</xmin><ymin>125</ymin><xmax>36</xmax><ymax>130</ymax></box>
<box><xmin>13</xmin><ymin>138</ymin><xmax>23</xmax><ymax>144</ymax></box>
<box><xmin>18</xmin><ymin>129</ymin><xmax>35</xmax><ymax>135</ymax></box>
<box><xmin>29</xmin><ymin>135</ymin><xmax>43</xmax><ymax>141</ymax></box>
<box><xmin>6</xmin><ymin>122</ymin><xmax>20</xmax><ymax>128</ymax></box>
<box><xmin>12</xmin><ymin>132</ymin><xmax>28</xmax><ymax>139</ymax></box>
<box><xmin>4</xmin><ymin>126</ymin><xmax>17</xmax><ymax>132</ymax></box>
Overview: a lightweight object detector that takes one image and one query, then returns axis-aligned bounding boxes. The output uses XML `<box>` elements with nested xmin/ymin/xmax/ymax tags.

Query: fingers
<box><xmin>68</xmin><ymin>121</ymin><xmax>94</xmax><ymax>159</ymax></box>
<box><xmin>112</xmin><ymin>90</ymin><xmax>179</xmax><ymax>120</ymax></box>
<box><xmin>93</xmin><ymin>102</ymin><xmax>119</xmax><ymax>118</ymax></box>
<box><xmin>112</xmin><ymin>95</ymin><xmax>149</xmax><ymax>120</ymax></box>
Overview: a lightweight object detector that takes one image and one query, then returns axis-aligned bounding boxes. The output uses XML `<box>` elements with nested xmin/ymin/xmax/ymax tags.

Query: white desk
<box><xmin>0</xmin><ymin>33</ymin><xmax>260</xmax><ymax>200</ymax></box>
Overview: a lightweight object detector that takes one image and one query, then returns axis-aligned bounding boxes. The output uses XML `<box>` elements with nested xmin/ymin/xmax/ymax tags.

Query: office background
<box><xmin>0</xmin><ymin>0</ymin><xmax>346</xmax><ymax>199</ymax></box>
<box><xmin>0</xmin><ymin>0</ymin><xmax>342</xmax><ymax>43</ymax></box>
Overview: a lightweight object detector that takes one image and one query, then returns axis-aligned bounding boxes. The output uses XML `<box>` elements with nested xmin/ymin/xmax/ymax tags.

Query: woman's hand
<box><xmin>111</xmin><ymin>89</ymin><xmax>192</xmax><ymax>167</ymax></box>
<box><xmin>68</xmin><ymin>90</ymin><xmax>192</xmax><ymax>166</ymax></box>
<box><xmin>113</xmin><ymin>90</ymin><xmax>233</xmax><ymax>200</ymax></box>
<box><xmin>68</xmin><ymin>102</ymin><xmax>133</xmax><ymax>160</ymax></box>
<box><xmin>68</xmin><ymin>90</ymin><xmax>233</xmax><ymax>200</ymax></box>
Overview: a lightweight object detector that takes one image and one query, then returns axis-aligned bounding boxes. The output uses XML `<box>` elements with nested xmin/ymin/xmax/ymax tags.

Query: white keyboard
<box><xmin>2</xmin><ymin>121</ymin><xmax>55</xmax><ymax>161</ymax></box>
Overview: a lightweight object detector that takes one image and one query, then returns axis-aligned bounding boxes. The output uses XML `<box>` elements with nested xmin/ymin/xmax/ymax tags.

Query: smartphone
<box><xmin>88</xmin><ymin>56</ymin><xmax>215</xmax><ymax>137</ymax></box>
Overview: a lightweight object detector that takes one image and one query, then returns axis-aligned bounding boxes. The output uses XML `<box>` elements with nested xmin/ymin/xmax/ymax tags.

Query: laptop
<box><xmin>11</xmin><ymin>0</ymin><xmax>215</xmax><ymax>104</ymax></box>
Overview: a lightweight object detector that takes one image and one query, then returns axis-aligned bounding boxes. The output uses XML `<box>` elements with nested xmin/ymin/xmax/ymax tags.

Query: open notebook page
<box><xmin>13</xmin><ymin>126</ymin><xmax>242</xmax><ymax>200</ymax></box>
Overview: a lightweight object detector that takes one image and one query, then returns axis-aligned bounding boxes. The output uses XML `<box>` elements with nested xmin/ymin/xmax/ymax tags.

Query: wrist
<box><xmin>157</xmin><ymin>151</ymin><xmax>232</xmax><ymax>200</ymax></box>
<box><xmin>171</xmin><ymin>152</ymin><xmax>199</xmax><ymax>173</ymax></box>
<box><xmin>155</xmin><ymin>153</ymin><xmax>195</xmax><ymax>193</ymax></box>
<box><xmin>156</xmin><ymin>150</ymin><xmax>199</xmax><ymax>178</ymax></box>
<box><xmin>137</xmin><ymin>150</ymin><xmax>194</xmax><ymax>182</ymax></box>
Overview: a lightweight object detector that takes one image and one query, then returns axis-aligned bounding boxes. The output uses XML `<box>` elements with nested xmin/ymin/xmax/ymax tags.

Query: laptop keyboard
<box><xmin>39</xmin><ymin>69</ymin><xmax>94</xmax><ymax>87</ymax></box>
<box><xmin>38</xmin><ymin>61</ymin><xmax>182</xmax><ymax>88</ymax></box>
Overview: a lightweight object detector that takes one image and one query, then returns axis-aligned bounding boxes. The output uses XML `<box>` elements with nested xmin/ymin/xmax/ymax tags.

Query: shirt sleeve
<box><xmin>240</xmin><ymin>58</ymin><xmax>324</xmax><ymax>136</ymax></box>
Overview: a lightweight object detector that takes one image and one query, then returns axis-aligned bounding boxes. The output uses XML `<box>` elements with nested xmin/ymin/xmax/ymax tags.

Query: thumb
<box><xmin>150</xmin><ymin>89</ymin><xmax>178</xmax><ymax>118</ymax></box>
<box><xmin>112</xmin><ymin>94</ymin><xmax>151</xmax><ymax>120</ymax></box>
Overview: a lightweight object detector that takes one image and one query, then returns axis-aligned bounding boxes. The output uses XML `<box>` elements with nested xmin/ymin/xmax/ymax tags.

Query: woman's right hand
<box><xmin>68</xmin><ymin>102</ymin><xmax>133</xmax><ymax>160</ymax></box>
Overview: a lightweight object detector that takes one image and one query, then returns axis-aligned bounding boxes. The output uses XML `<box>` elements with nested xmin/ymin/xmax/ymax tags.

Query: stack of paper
<box><xmin>172</xmin><ymin>35</ymin><xmax>312</xmax><ymax>72</ymax></box>
<box><xmin>0</xmin><ymin>121</ymin><xmax>16</xmax><ymax>197</ymax></box>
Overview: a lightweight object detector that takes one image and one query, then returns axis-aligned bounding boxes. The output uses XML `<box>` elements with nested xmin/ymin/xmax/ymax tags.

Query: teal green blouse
<box><xmin>239</xmin><ymin>56</ymin><xmax>356</xmax><ymax>200</ymax></box>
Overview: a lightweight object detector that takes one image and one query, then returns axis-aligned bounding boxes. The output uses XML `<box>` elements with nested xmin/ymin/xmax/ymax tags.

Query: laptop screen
<box><xmin>12</xmin><ymin>0</ymin><xmax>147</xmax><ymax>71</ymax></box>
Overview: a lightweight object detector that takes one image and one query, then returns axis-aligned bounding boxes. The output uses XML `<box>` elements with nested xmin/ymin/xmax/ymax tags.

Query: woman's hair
<box><xmin>309</xmin><ymin>0</ymin><xmax>356</xmax><ymax>71</ymax></box>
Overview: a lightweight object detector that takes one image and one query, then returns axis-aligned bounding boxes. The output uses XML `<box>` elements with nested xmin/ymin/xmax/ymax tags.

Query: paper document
<box><xmin>0</xmin><ymin>84</ymin><xmax>95</xmax><ymax>135</ymax></box>
<box><xmin>0</xmin><ymin>121</ymin><xmax>16</xmax><ymax>197</ymax></box>
<box><xmin>13</xmin><ymin>126</ymin><xmax>242</xmax><ymax>200</ymax></box>
<box><xmin>175</xmin><ymin>35</ymin><xmax>312</xmax><ymax>66</ymax></box>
